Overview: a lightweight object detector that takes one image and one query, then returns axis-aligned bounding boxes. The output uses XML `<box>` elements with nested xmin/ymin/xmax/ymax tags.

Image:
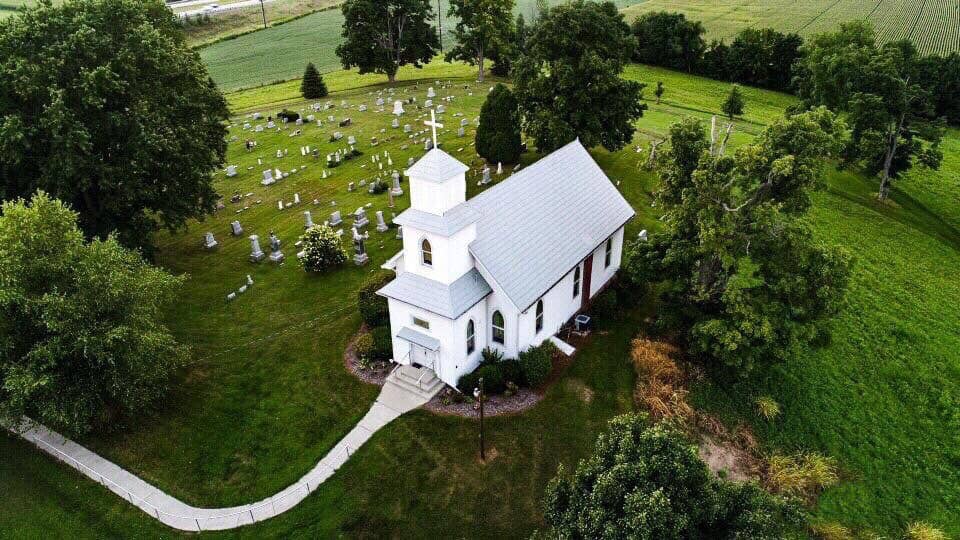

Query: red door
<box><xmin>581</xmin><ymin>254</ymin><xmax>593</xmax><ymax>310</ymax></box>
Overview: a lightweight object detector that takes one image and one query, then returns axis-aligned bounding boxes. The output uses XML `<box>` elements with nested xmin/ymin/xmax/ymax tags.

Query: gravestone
<box><xmin>638</xmin><ymin>229</ymin><xmax>649</xmax><ymax>241</ymax></box>
<box><xmin>226</xmin><ymin>165</ymin><xmax>237</xmax><ymax>177</ymax></box>
<box><xmin>407</xmin><ymin>156</ymin><xmax>415</xmax><ymax>167</ymax></box>
<box><xmin>354</xmin><ymin>207</ymin><xmax>369</xmax><ymax>228</ymax></box>
<box><xmin>391</xmin><ymin>118</ymin><xmax>400</xmax><ymax>129</ymax></box>
<box><xmin>339</xmin><ymin>118</ymin><xmax>351</xmax><ymax>127</ymax></box>
<box><xmin>375</xmin><ymin>211</ymin><xmax>388</xmax><ymax>232</ymax></box>
<box><xmin>352</xmin><ymin>227</ymin><xmax>369</xmax><ymax>265</ymax></box>
<box><xmin>481</xmin><ymin>167</ymin><xmax>491</xmax><ymax>185</ymax></box>
<box><xmin>460</xmin><ymin>118</ymin><xmax>469</xmax><ymax>127</ymax></box>
<box><xmin>304</xmin><ymin>210</ymin><xmax>314</xmax><ymax>229</ymax></box>
<box><xmin>424</xmin><ymin>99</ymin><xmax>433</xmax><ymax>108</ymax></box>
<box><xmin>347</xmin><ymin>135</ymin><xmax>357</xmax><ymax>146</ymax></box>
<box><xmin>255</xmin><ymin>125</ymin><xmax>264</xmax><ymax>132</ymax></box>
<box><xmin>376</xmin><ymin>97</ymin><xmax>385</xmax><ymax>107</ymax></box>
<box><xmin>427</xmin><ymin>87</ymin><xmax>436</xmax><ymax>98</ymax></box>
<box><xmin>293</xmin><ymin>193</ymin><xmax>301</xmax><ymax>205</ymax></box>
<box><xmin>230</xmin><ymin>220</ymin><xmax>243</xmax><ymax>236</ymax></box>
<box><xmin>266</xmin><ymin>120</ymin><xmax>276</xmax><ymax>129</ymax></box>
<box><xmin>358</xmin><ymin>104</ymin><xmax>367</xmax><ymax>112</ymax></box>
<box><xmin>396</xmin><ymin>225</ymin><xmax>403</xmax><ymax>240</ymax></box>
<box><xmin>249</xmin><ymin>235</ymin><xmax>266</xmax><ymax>262</ymax></box>
<box><xmin>330</xmin><ymin>210</ymin><xmax>342</xmax><ymax>226</ymax></box>
<box><xmin>203</xmin><ymin>232</ymin><xmax>218</xmax><ymax>250</ymax></box>
<box><xmin>348</xmin><ymin>182</ymin><xmax>355</xmax><ymax>192</ymax></box>
<box><xmin>403</xmin><ymin>124</ymin><xmax>412</xmax><ymax>133</ymax></box>
<box><xmin>458</xmin><ymin>127</ymin><xmax>465</xmax><ymax>137</ymax></box>
<box><xmin>390</xmin><ymin>171</ymin><xmax>404</xmax><ymax>195</ymax></box>
<box><xmin>436</xmin><ymin>104</ymin><xmax>446</xmax><ymax>114</ymax></box>
<box><xmin>268</xmin><ymin>232</ymin><xmax>285</xmax><ymax>263</ymax></box>
<box><xmin>424</xmin><ymin>139</ymin><xmax>434</xmax><ymax>151</ymax></box>
<box><xmin>393</xmin><ymin>100</ymin><xmax>405</xmax><ymax>116</ymax></box>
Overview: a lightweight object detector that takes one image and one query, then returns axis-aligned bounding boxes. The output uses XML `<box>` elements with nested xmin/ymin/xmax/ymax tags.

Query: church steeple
<box><xmin>404</xmin><ymin>148</ymin><xmax>469</xmax><ymax>216</ymax></box>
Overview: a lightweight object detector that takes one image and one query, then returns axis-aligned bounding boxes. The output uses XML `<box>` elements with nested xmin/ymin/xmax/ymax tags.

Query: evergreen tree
<box><xmin>476</xmin><ymin>84</ymin><xmax>522</xmax><ymax>164</ymax></box>
<box><xmin>300</xmin><ymin>62</ymin><xmax>328</xmax><ymax>99</ymax></box>
<box><xmin>722</xmin><ymin>84</ymin><xmax>745</xmax><ymax>118</ymax></box>
<box><xmin>336</xmin><ymin>0</ymin><xmax>439</xmax><ymax>83</ymax></box>
<box><xmin>514</xmin><ymin>1</ymin><xmax>646</xmax><ymax>152</ymax></box>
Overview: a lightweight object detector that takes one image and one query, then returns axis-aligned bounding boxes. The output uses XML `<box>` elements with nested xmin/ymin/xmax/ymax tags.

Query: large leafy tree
<box><xmin>476</xmin><ymin>83</ymin><xmax>522</xmax><ymax>164</ymax></box>
<box><xmin>0</xmin><ymin>0</ymin><xmax>229</xmax><ymax>254</ymax></box>
<box><xmin>796</xmin><ymin>22</ymin><xmax>944</xmax><ymax>200</ymax></box>
<box><xmin>0</xmin><ymin>193</ymin><xmax>188</xmax><ymax>436</ymax></box>
<box><xmin>336</xmin><ymin>0</ymin><xmax>439</xmax><ymax>83</ymax></box>
<box><xmin>514</xmin><ymin>0</ymin><xmax>646</xmax><ymax>152</ymax></box>
<box><xmin>445</xmin><ymin>0</ymin><xmax>514</xmax><ymax>82</ymax></box>
<box><xmin>627</xmin><ymin>110</ymin><xmax>853</xmax><ymax>374</ymax></box>
<box><xmin>631</xmin><ymin>11</ymin><xmax>706</xmax><ymax>73</ymax></box>
<box><xmin>543</xmin><ymin>414</ymin><xmax>804</xmax><ymax>538</ymax></box>
<box><xmin>726</xmin><ymin>28</ymin><xmax>803</xmax><ymax>92</ymax></box>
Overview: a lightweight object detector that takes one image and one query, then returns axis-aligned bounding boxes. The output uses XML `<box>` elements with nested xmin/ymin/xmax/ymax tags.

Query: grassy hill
<box><xmin>1</xmin><ymin>62</ymin><xmax>959</xmax><ymax>537</ymax></box>
<box><xmin>198</xmin><ymin>0</ymin><xmax>649</xmax><ymax>91</ymax></box>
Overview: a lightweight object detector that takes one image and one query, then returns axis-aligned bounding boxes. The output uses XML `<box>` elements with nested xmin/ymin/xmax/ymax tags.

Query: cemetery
<box><xmin>0</xmin><ymin>0</ymin><xmax>960</xmax><ymax>538</ymax></box>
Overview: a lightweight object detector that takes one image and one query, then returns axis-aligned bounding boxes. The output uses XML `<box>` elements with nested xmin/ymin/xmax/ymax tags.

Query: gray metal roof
<box><xmin>396</xmin><ymin>327</ymin><xmax>441</xmax><ymax>351</ymax></box>
<box><xmin>465</xmin><ymin>140</ymin><xmax>635</xmax><ymax>311</ymax></box>
<box><xmin>377</xmin><ymin>268</ymin><xmax>492</xmax><ymax>319</ymax></box>
<box><xmin>405</xmin><ymin>148</ymin><xmax>470</xmax><ymax>182</ymax></box>
<box><xmin>393</xmin><ymin>206</ymin><xmax>481</xmax><ymax>236</ymax></box>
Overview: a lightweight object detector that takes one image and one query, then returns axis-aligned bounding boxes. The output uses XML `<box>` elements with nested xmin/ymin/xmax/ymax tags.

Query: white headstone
<box><xmin>231</xmin><ymin>220</ymin><xmax>243</xmax><ymax>236</ymax></box>
<box><xmin>226</xmin><ymin>165</ymin><xmax>237</xmax><ymax>177</ymax></box>
<box><xmin>393</xmin><ymin>100</ymin><xmax>405</xmax><ymax>116</ymax></box>
<box><xmin>249</xmin><ymin>235</ymin><xmax>265</xmax><ymax>262</ymax></box>
<box><xmin>203</xmin><ymin>232</ymin><xmax>218</xmax><ymax>249</ymax></box>
<box><xmin>375</xmin><ymin>211</ymin><xmax>388</xmax><ymax>232</ymax></box>
<box><xmin>261</xmin><ymin>170</ymin><xmax>275</xmax><ymax>186</ymax></box>
<box><xmin>304</xmin><ymin>210</ymin><xmax>314</xmax><ymax>229</ymax></box>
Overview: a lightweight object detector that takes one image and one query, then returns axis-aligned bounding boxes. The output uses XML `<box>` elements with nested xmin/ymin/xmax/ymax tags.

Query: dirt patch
<box><xmin>698</xmin><ymin>435</ymin><xmax>757</xmax><ymax>483</ymax></box>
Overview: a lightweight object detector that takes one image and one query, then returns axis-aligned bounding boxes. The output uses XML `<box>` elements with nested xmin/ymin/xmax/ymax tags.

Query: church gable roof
<box><xmin>404</xmin><ymin>148</ymin><xmax>470</xmax><ymax>182</ymax></box>
<box><xmin>377</xmin><ymin>268</ymin><xmax>492</xmax><ymax>320</ymax></box>
<box><xmin>465</xmin><ymin>140</ymin><xmax>635</xmax><ymax>311</ymax></box>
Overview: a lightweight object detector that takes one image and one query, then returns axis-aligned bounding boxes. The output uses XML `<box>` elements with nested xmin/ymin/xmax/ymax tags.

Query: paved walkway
<box><xmin>11</xmin><ymin>368</ymin><xmax>440</xmax><ymax>532</ymax></box>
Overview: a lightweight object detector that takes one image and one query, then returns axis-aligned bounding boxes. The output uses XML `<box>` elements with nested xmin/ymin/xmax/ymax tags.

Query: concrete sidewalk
<box><xmin>11</xmin><ymin>368</ymin><xmax>440</xmax><ymax>532</ymax></box>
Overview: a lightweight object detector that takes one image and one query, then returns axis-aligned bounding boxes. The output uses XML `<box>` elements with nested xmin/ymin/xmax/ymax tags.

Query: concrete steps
<box><xmin>384</xmin><ymin>364</ymin><xmax>444</xmax><ymax>403</ymax></box>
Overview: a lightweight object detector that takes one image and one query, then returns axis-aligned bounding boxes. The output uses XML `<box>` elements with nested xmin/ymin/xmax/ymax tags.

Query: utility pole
<box><xmin>437</xmin><ymin>0</ymin><xmax>443</xmax><ymax>55</ymax></box>
<box><xmin>473</xmin><ymin>378</ymin><xmax>485</xmax><ymax>460</ymax></box>
<box><xmin>259</xmin><ymin>0</ymin><xmax>267</xmax><ymax>29</ymax></box>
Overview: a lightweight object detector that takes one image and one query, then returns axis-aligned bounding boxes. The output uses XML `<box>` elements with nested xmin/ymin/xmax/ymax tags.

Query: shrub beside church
<box><xmin>476</xmin><ymin>83</ymin><xmax>522</xmax><ymax>165</ymax></box>
<box><xmin>299</xmin><ymin>224</ymin><xmax>347</xmax><ymax>272</ymax></box>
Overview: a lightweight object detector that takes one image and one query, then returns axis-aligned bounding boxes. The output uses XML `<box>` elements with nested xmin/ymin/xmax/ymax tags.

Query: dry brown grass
<box><xmin>906</xmin><ymin>522</ymin><xmax>949</xmax><ymax>540</ymax></box>
<box><xmin>810</xmin><ymin>522</ymin><xmax>855</xmax><ymax>540</ymax></box>
<box><xmin>630</xmin><ymin>338</ymin><xmax>693</xmax><ymax>423</ymax></box>
<box><xmin>766</xmin><ymin>452</ymin><xmax>840</xmax><ymax>501</ymax></box>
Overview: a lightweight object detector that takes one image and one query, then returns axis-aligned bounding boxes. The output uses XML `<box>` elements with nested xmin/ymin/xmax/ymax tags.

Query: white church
<box><xmin>378</xmin><ymin>129</ymin><xmax>634</xmax><ymax>389</ymax></box>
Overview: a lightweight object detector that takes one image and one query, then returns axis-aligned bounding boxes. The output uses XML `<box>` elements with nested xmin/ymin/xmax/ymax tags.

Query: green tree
<box><xmin>627</xmin><ymin>110</ymin><xmax>853</xmax><ymax>374</ymax></box>
<box><xmin>445</xmin><ymin>0</ymin><xmax>514</xmax><ymax>83</ymax></box>
<box><xmin>655</xmin><ymin>81</ymin><xmax>665</xmax><ymax>104</ymax></box>
<box><xmin>796</xmin><ymin>22</ymin><xmax>944</xmax><ymax>200</ymax></box>
<box><xmin>299</xmin><ymin>224</ymin><xmax>348</xmax><ymax>272</ymax></box>
<box><xmin>722</xmin><ymin>84</ymin><xmax>745</xmax><ymax>119</ymax></box>
<box><xmin>476</xmin><ymin>84</ymin><xmax>522</xmax><ymax>164</ymax></box>
<box><xmin>300</xmin><ymin>62</ymin><xmax>328</xmax><ymax>99</ymax></box>
<box><xmin>0</xmin><ymin>0</ymin><xmax>228</xmax><ymax>255</ymax></box>
<box><xmin>542</xmin><ymin>414</ymin><xmax>804</xmax><ymax>538</ymax></box>
<box><xmin>0</xmin><ymin>193</ymin><xmax>187</xmax><ymax>436</ymax></box>
<box><xmin>336</xmin><ymin>0</ymin><xmax>439</xmax><ymax>83</ymax></box>
<box><xmin>631</xmin><ymin>11</ymin><xmax>706</xmax><ymax>73</ymax></box>
<box><xmin>514</xmin><ymin>1</ymin><xmax>646</xmax><ymax>152</ymax></box>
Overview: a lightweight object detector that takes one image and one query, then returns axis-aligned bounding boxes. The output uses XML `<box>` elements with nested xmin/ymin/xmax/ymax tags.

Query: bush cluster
<box><xmin>358</xmin><ymin>271</ymin><xmax>392</xmax><ymax>327</ymax></box>
<box><xmin>370</xmin><ymin>326</ymin><xmax>393</xmax><ymax>361</ymax></box>
<box><xmin>298</xmin><ymin>224</ymin><xmax>347</xmax><ymax>273</ymax></box>
<box><xmin>589</xmin><ymin>288</ymin><xmax>619</xmax><ymax>325</ymax></box>
<box><xmin>277</xmin><ymin>109</ymin><xmax>300</xmax><ymax>122</ymax></box>
<box><xmin>457</xmin><ymin>343</ymin><xmax>555</xmax><ymax>395</ymax></box>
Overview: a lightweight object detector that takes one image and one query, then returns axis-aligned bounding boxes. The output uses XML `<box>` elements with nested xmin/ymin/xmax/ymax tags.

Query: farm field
<box><xmin>622</xmin><ymin>0</ymin><xmax>960</xmax><ymax>56</ymax></box>
<box><xmin>199</xmin><ymin>0</ymin><xmax>648</xmax><ymax>91</ymax></box>
<box><xmin>2</xmin><ymin>60</ymin><xmax>959</xmax><ymax>537</ymax></box>
<box><xmin>179</xmin><ymin>0</ymin><xmax>340</xmax><ymax>48</ymax></box>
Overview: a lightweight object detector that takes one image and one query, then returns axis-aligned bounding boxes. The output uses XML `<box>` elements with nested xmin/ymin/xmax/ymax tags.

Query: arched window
<box><xmin>466</xmin><ymin>320</ymin><xmax>476</xmax><ymax>354</ymax></box>
<box><xmin>492</xmin><ymin>311</ymin><xmax>505</xmax><ymax>344</ymax></box>
<box><xmin>573</xmin><ymin>266</ymin><xmax>581</xmax><ymax>298</ymax></box>
<box><xmin>421</xmin><ymin>238</ymin><xmax>432</xmax><ymax>267</ymax></box>
<box><xmin>535</xmin><ymin>300</ymin><xmax>544</xmax><ymax>333</ymax></box>
<box><xmin>604</xmin><ymin>238</ymin><xmax>613</xmax><ymax>268</ymax></box>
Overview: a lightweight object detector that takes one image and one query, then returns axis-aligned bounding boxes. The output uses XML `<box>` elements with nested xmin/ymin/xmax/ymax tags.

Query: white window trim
<box><xmin>420</xmin><ymin>237</ymin><xmax>433</xmax><ymax>267</ymax></box>
<box><xmin>491</xmin><ymin>310</ymin><xmax>505</xmax><ymax>345</ymax></box>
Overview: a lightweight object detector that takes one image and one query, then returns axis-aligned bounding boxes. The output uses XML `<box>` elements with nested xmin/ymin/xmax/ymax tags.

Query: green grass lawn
<box><xmin>179</xmin><ymin>0</ymin><xmax>341</xmax><ymax>48</ymax></box>
<box><xmin>2</xmin><ymin>60</ymin><xmax>960</xmax><ymax>537</ymax></box>
<box><xmin>199</xmin><ymin>0</ymin><xmax>649</xmax><ymax>91</ymax></box>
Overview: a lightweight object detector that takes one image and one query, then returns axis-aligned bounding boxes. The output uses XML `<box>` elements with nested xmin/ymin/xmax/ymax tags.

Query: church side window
<box><xmin>573</xmin><ymin>266</ymin><xmax>581</xmax><ymax>298</ymax></box>
<box><xmin>466</xmin><ymin>320</ymin><xmax>475</xmax><ymax>354</ymax></box>
<box><xmin>605</xmin><ymin>237</ymin><xmax>613</xmax><ymax>268</ymax></box>
<box><xmin>421</xmin><ymin>238</ymin><xmax>433</xmax><ymax>267</ymax></box>
<box><xmin>492</xmin><ymin>311</ymin><xmax>505</xmax><ymax>344</ymax></box>
<box><xmin>535</xmin><ymin>300</ymin><xmax>544</xmax><ymax>334</ymax></box>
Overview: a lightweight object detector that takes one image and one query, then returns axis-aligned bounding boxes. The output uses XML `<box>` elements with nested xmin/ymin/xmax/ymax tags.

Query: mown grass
<box><xmin>199</xmin><ymin>0</ymin><xmax>649</xmax><ymax>91</ymax></box>
<box><xmin>1</xmin><ymin>61</ymin><xmax>959</xmax><ymax>537</ymax></box>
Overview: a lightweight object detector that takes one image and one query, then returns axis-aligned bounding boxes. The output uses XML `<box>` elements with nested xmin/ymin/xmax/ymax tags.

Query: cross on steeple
<box><xmin>424</xmin><ymin>108</ymin><xmax>443</xmax><ymax>149</ymax></box>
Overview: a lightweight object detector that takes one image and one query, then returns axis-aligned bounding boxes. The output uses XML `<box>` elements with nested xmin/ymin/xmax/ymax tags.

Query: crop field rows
<box><xmin>622</xmin><ymin>0</ymin><xmax>960</xmax><ymax>57</ymax></box>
